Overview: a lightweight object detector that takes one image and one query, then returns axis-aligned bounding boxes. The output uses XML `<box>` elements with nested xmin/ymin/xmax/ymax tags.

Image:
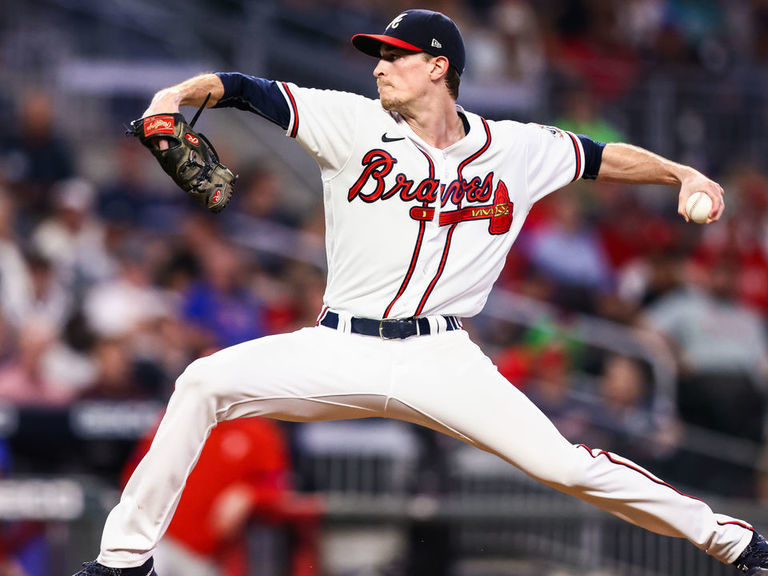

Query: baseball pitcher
<box><xmin>76</xmin><ymin>9</ymin><xmax>768</xmax><ymax>576</ymax></box>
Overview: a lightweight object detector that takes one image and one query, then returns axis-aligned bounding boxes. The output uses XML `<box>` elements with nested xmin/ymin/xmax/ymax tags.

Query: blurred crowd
<box><xmin>277</xmin><ymin>0</ymin><xmax>768</xmax><ymax>168</ymax></box>
<box><xmin>6</xmin><ymin>0</ymin><xmax>768</xmax><ymax>574</ymax></box>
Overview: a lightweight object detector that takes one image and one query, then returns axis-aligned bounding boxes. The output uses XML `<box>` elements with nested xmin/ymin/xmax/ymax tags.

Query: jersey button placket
<box><xmin>421</xmin><ymin>149</ymin><xmax>445</xmax><ymax>275</ymax></box>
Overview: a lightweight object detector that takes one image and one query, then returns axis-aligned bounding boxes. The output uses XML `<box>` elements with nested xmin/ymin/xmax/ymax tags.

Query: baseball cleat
<box><xmin>72</xmin><ymin>558</ymin><xmax>156</xmax><ymax>576</ymax></box>
<box><xmin>734</xmin><ymin>532</ymin><xmax>768</xmax><ymax>574</ymax></box>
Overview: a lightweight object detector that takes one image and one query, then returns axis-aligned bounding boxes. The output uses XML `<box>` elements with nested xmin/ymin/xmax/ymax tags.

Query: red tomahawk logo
<box><xmin>439</xmin><ymin>181</ymin><xmax>514</xmax><ymax>235</ymax></box>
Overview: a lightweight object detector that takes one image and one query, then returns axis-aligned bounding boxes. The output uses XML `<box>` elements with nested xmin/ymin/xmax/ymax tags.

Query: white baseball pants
<box><xmin>97</xmin><ymin>324</ymin><xmax>753</xmax><ymax>568</ymax></box>
<box><xmin>153</xmin><ymin>539</ymin><xmax>219</xmax><ymax>576</ymax></box>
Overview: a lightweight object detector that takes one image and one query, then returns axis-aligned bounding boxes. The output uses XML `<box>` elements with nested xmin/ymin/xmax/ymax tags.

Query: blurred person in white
<box><xmin>80</xmin><ymin>247</ymin><xmax>176</xmax><ymax>401</ymax></box>
<box><xmin>644</xmin><ymin>256</ymin><xmax>768</xmax><ymax>436</ymax></box>
<box><xmin>642</xmin><ymin>256</ymin><xmax>768</xmax><ymax>495</ymax></box>
<box><xmin>82</xmin><ymin>248</ymin><xmax>171</xmax><ymax>340</ymax></box>
<box><xmin>0</xmin><ymin>187</ymin><xmax>35</xmax><ymax>328</ymax></box>
<box><xmin>22</xmin><ymin>250</ymin><xmax>72</xmax><ymax>331</ymax></box>
<box><xmin>0</xmin><ymin>191</ymin><xmax>86</xmax><ymax>395</ymax></box>
<box><xmin>0</xmin><ymin>187</ymin><xmax>73</xmax><ymax>331</ymax></box>
<box><xmin>0</xmin><ymin>317</ymin><xmax>72</xmax><ymax>406</ymax></box>
<box><xmin>31</xmin><ymin>178</ymin><xmax>116</xmax><ymax>292</ymax></box>
<box><xmin>16</xmin><ymin>250</ymin><xmax>93</xmax><ymax>396</ymax></box>
<box><xmin>38</xmin><ymin>310</ymin><xmax>98</xmax><ymax>397</ymax></box>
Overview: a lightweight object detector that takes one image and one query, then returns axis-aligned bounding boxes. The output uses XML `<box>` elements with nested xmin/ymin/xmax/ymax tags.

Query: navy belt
<box><xmin>319</xmin><ymin>310</ymin><xmax>460</xmax><ymax>339</ymax></box>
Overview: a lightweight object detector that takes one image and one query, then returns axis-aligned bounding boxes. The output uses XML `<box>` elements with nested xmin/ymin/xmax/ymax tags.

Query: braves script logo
<box><xmin>144</xmin><ymin>116</ymin><xmax>175</xmax><ymax>137</ymax></box>
<box><xmin>348</xmin><ymin>150</ymin><xmax>513</xmax><ymax>234</ymax></box>
<box><xmin>387</xmin><ymin>13</ymin><xmax>406</xmax><ymax>29</ymax></box>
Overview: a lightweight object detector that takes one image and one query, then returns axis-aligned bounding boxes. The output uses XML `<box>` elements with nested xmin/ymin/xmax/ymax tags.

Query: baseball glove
<box><xmin>128</xmin><ymin>99</ymin><xmax>236</xmax><ymax>213</ymax></box>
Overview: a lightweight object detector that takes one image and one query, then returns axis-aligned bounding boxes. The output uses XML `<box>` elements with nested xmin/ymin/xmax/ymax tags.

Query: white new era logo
<box><xmin>431</xmin><ymin>38</ymin><xmax>442</xmax><ymax>48</ymax></box>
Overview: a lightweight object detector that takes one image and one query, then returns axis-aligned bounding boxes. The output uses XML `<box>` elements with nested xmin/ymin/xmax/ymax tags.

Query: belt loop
<box><xmin>337</xmin><ymin>310</ymin><xmax>351</xmax><ymax>334</ymax></box>
<box><xmin>316</xmin><ymin>305</ymin><xmax>330</xmax><ymax>326</ymax></box>
<box><xmin>320</xmin><ymin>309</ymin><xmax>460</xmax><ymax>338</ymax></box>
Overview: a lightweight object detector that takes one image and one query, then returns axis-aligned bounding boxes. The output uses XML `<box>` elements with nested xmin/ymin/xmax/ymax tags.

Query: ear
<box><xmin>428</xmin><ymin>55</ymin><xmax>450</xmax><ymax>81</ymax></box>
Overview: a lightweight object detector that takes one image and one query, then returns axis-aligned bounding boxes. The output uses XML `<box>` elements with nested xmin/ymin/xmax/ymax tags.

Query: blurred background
<box><xmin>4</xmin><ymin>0</ymin><xmax>768</xmax><ymax>575</ymax></box>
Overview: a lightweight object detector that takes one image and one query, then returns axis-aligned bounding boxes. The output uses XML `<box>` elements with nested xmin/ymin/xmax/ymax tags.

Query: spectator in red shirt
<box><xmin>123</xmin><ymin>417</ymin><xmax>321</xmax><ymax>576</ymax></box>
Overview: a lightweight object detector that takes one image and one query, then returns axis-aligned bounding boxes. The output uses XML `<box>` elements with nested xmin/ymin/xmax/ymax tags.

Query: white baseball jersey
<box><xmin>277</xmin><ymin>83</ymin><xmax>584</xmax><ymax>319</ymax></box>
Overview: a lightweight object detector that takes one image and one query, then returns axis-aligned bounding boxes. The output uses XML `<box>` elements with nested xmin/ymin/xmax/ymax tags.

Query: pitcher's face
<box><xmin>374</xmin><ymin>46</ymin><xmax>432</xmax><ymax>112</ymax></box>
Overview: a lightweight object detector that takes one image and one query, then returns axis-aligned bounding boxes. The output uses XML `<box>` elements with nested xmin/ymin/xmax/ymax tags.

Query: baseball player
<box><xmin>76</xmin><ymin>9</ymin><xmax>768</xmax><ymax>576</ymax></box>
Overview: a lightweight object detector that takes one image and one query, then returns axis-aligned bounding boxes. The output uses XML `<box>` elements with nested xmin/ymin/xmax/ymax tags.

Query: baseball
<box><xmin>686</xmin><ymin>191</ymin><xmax>713</xmax><ymax>224</ymax></box>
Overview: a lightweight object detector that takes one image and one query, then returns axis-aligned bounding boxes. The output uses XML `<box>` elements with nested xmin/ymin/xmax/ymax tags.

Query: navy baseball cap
<box><xmin>352</xmin><ymin>9</ymin><xmax>466</xmax><ymax>76</ymax></box>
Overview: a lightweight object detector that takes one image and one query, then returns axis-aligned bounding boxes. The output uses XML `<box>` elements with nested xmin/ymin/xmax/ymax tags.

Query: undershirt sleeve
<box><xmin>213</xmin><ymin>72</ymin><xmax>291</xmax><ymax>130</ymax></box>
<box><xmin>577</xmin><ymin>134</ymin><xmax>605</xmax><ymax>180</ymax></box>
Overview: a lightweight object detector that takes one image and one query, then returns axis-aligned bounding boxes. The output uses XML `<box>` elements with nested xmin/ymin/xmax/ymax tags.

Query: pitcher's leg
<box><xmin>98</xmin><ymin>327</ymin><xmax>389</xmax><ymax>568</ymax></box>
<box><xmin>388</xmin><ymin>331</ymin><xmax>754</xmax><ymax>565</ymax></box>
<box><xmin>563</xmin><ymin>444</ymin><xmax>753</xmax><ymax>562</ymax></box>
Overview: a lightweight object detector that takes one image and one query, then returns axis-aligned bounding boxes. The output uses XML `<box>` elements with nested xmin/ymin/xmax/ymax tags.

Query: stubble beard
<box><xmin>378</xmin><ymin>83</ymin><xmax>406</xmax><ymax>113</ymax></box>
<box><xmin>380</xmin><ymin>96</ymin><xmax>403</xmax><ymax>112</ymax></box>
<box><xmin>381</xmin><ymin>92</ymin><xmax>415</xmax><ymax>117</ymax></box>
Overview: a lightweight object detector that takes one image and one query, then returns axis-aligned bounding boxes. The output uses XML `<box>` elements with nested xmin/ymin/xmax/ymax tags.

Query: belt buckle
<box><xmin>379</xmin><ymin>319</ymin><xmax>399</xmax><ymax>340</ymax></box>
<box><xmin>379</xmin><ymin>318</ymin><xmax>418</xmax><ymax>339</ymax></box>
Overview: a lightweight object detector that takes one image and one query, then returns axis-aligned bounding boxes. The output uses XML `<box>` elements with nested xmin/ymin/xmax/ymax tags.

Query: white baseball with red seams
<box><xmin>96</xmin><ymin>84</ymin><xmax>753</xmax><ymax>570</ymax></box>
<box><xmin>687</xmin><ymin>191</ymin><xmax>713</xmax><ymax>224</ymax></box>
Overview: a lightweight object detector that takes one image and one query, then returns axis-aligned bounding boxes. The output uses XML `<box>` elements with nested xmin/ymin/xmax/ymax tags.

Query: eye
<box><xmin>380</xmin><ymin>50</ymin><xmax>405</xmax><ymax>62</ymax></box>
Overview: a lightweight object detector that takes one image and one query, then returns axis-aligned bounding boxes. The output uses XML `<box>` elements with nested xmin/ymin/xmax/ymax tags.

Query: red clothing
<box><xmin>124</xmin><ymin>417</ymin><xmax>289</xmax><ymax>557</ymax></box>
<box><xmin>551</xmin><ymin>37</ymin><xmax>641</xmax><ymax>102</ymax></box>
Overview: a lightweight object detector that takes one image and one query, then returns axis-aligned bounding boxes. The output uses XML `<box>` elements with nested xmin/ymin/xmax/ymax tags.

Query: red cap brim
<box><xmin>351</xmin><ymin>34</ymin><xmax>423</xmax><ymax>59</ymax></box>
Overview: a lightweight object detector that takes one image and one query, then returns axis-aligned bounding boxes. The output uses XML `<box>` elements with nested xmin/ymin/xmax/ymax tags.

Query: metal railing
<box><xmin>294</xmin><ymin>436</ymin><xmax>766</xmax><ymax>576</ymax></box>
<box><xmin>8</xmin><ymin>465</ymin><xmax>762</xmax><ymax>576</ymax></box>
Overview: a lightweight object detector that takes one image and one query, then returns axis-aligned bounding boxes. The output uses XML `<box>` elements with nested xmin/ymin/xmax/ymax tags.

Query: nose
<box><xmin>373</xmin><ymin>59</ymin><xmax>386</xmax><ymax>78</ymax></box>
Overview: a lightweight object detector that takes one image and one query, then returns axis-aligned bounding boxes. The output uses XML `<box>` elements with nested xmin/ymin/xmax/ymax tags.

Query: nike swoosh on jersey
<box><xmin>381</xmin><ymin>133</ymin><xmax>406</xmax><ymax>142</ymax></box>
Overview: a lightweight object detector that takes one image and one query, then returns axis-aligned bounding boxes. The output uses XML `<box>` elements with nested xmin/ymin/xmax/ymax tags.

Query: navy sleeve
<box><xmin>577</xmin><ymin>134</ymin><xmax>605</xmax><ymax>180</ymax></box>
<box><xmin>214</xmin><ymin>72</ymin><xmax>291</xmax><ymax>130</ymax></box>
